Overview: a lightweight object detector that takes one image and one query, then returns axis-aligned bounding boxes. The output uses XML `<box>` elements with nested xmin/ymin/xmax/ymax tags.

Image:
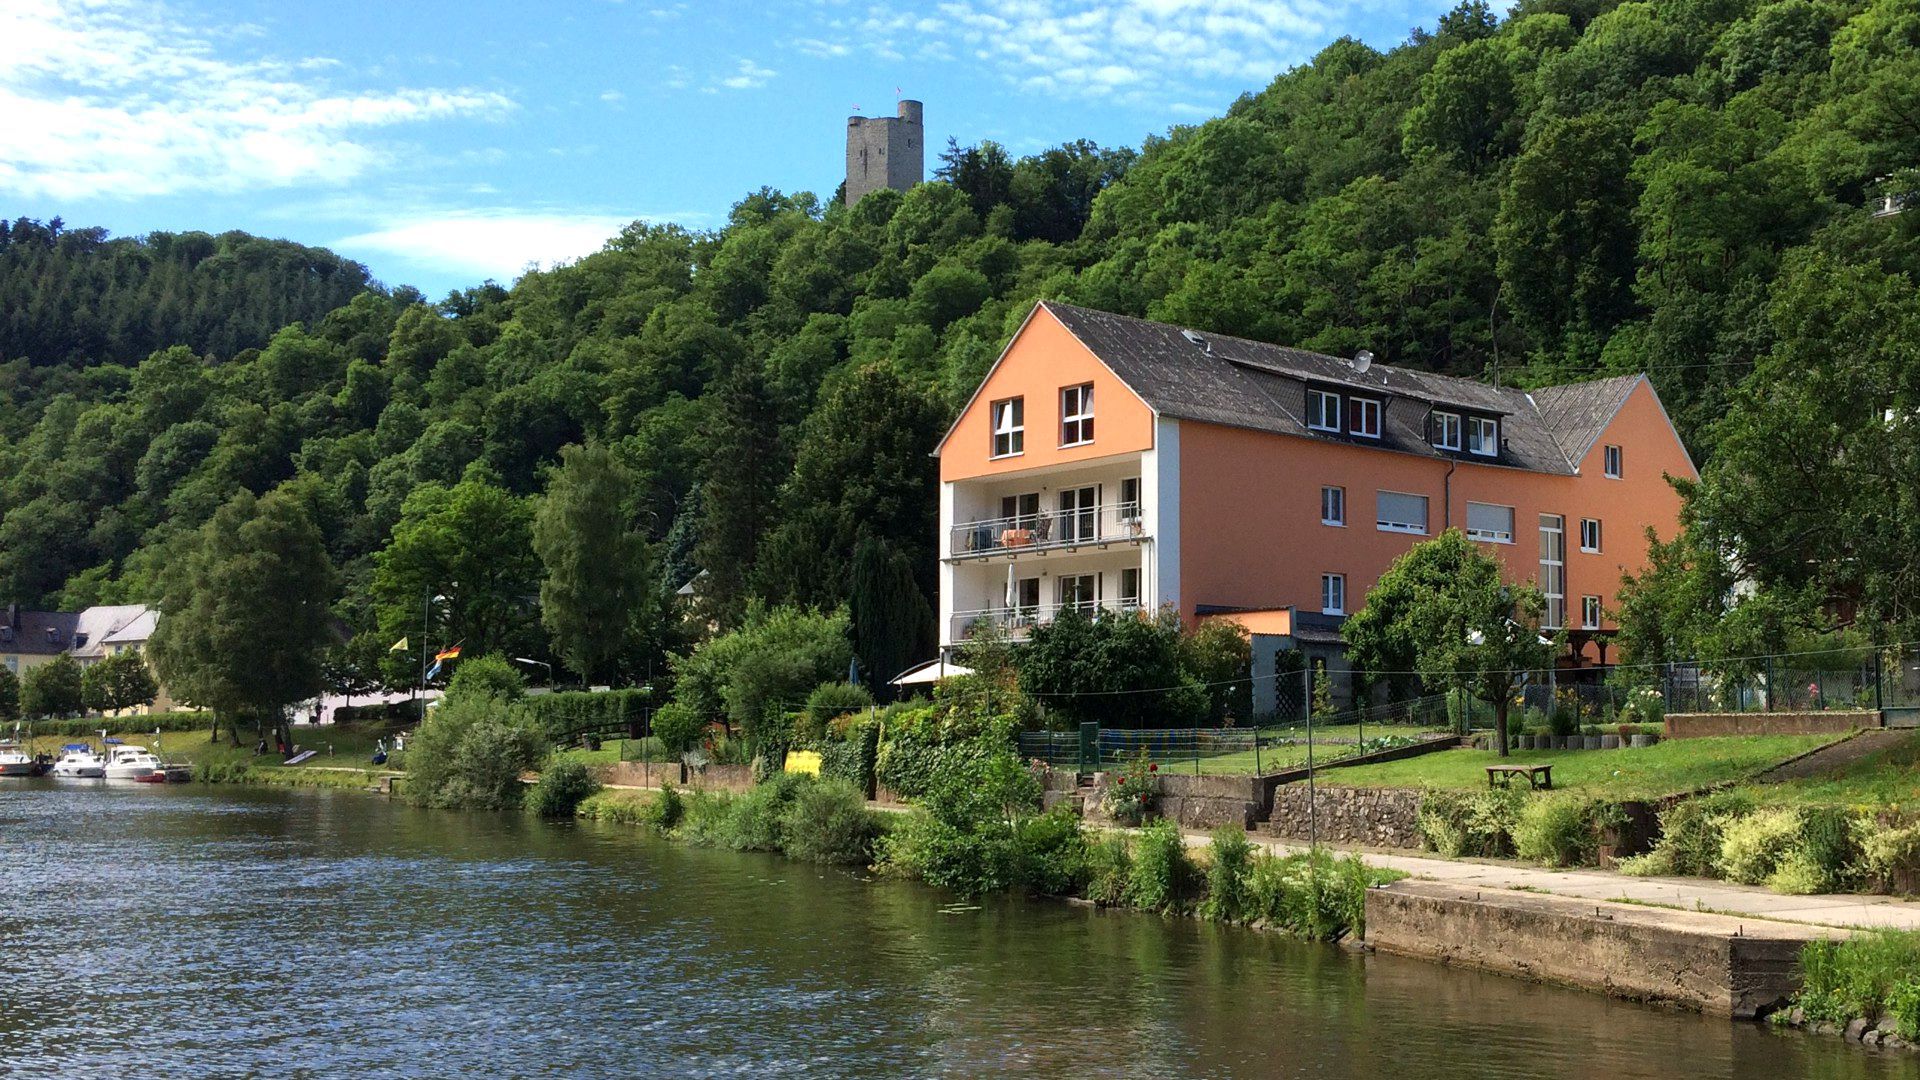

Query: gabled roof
<box><xmin>1041</xmin><ymin>302</ymin><xmax>1652</xmax><ymax>477</ymax></box>
<box><xmin>100</xmin><ymin>608</ymin><xmax>157</xmax><ymax>647</ymax></box>
<box><xmin>1</xmin><ymin>609</ymin><xmax>80</xmax><ymax>656</ymax></box>
<box><xmin>71</xmin><ymin>604</ymin><xmax>151</xmax><ymax>658</ymax></box>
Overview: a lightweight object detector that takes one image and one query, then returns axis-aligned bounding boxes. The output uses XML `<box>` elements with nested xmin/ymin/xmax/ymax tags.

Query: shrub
<box><xmin>1200</xmin><ymin>827</ymin><xmax>1255</xmax><ymax>924</ymax></box>
<box><xmin>799</xmin><ymin>682</ymin><xmax>873</xmax><ymax>743</ymax></box>
<box><xmin>1716</xmin><ymin>806</ymin><xmax>1803</xmax><ymax>885</ymax></box>
<box><xmin>1012</xmin><ymin>809</ymin><xmax>1090</xmax><ymax>896</ymax></box>
<box><xmin>1101</xmin><ymin>748</ymin><xmax>1158</xmax><ymax>824</ymax></box>
<box><xmin>875</xmin><ymin>746</ymin><xmax>1039</xmax><ymax>897</ymax></box>
<box><xmin>526</xmin><ymin>759</ymin><xmax>600</xmax><ymax>818</ymax></box>
<box><xmin>724</xmin><ymin>770</ymin><xmax>812</xmax><ymax>851</ymax></box>
<box><xmin>1247</xmin><ymin>849</ymin><xmax>1388</xmax><ymax>940</ymax></box>
<box><xmin>1084</xmin><ymin>832</ymin><xmax>1132</xmax><ymax>907</ymax></box>
<box><xmin>516</xmin><ymin>688</ymin><xmax>652</xmax><ymax>743</ymax></box>
<box><xmin>647</xmin><ymin>783</ymin><xmax>685</xmax><ymax>830</ymax></box>
<box><xmin>818</xmin><ymin>716</ymin><xmax>879</xmax><ymax>796</ymax></box>
<box><xmin>1630</xmin><ymin>791</ymin><xmax>1757</xmax><ymax>878</ymax></box>
<box><xmin>1794</xmin><ymin>931</ymin><xmax>1920</xmax><ymax>1039</ymax></box>
<box><xmin>678</xmin><ymin>789</ymin><xmax>738</xmax><ymax>847</ymax></box>
<box><xmin>31</xmin><ymin>712</ymin><xmax>211</xmax><ymax>737</ymax></box>
<box><xmin>406</xmin><ymin>694</ymin><xmax>546</xmax><ymax>810</ymax></box>
<box><xmin>780</xmin><ymin>777</ymin><xmax>882</xmax><ymax>864</ymax></box>
<box><xmin>1416</xmin><ymin>788</ymin><xmax>1523</xmax><ymax>857</ymax></box>
<box><xmin>651</xmin><ymin>702</ymin><xmax>704</xmax><ymax>755</ymax></box>
<box><xmin>1857</xmin><ymin>820</ymin><xmax>1920</xmax><ymax>894</ymax></box>
<box><xmin>576</xmin><ymin>790</ymin><xmax>653</xmax><ymax>826</ymax></box>
<box><xmin>445</xmin><ymin>654</ymin><xmax>527</xmax><ymax>704</ymax></box>
<box><xmin>1514</xmin><ymin>796</ymin><xmax>1598</xmax><ymax>868</ymax></box>
<box><xmin>1125</xmin><ymin>818</ymin><xmax>1200</xmax><ymax>915</ymax></box>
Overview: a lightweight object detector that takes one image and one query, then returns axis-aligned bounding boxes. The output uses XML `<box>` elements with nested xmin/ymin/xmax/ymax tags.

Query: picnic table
<box><xmin>1485</xmin><ymin>763</ymin><xmax>1553</xmax><ymax>790</ymax></box>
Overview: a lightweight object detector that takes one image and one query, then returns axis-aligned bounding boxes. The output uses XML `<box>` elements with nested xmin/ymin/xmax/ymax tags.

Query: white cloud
<box><xmin>717</xmin><ymin>58</ymin><xmax>778</xmax><ymax>90</ymax></box>
<box><xmin>0</xmin><ymin>0</ymin><xmax>513</xmax><ymax>200</ymax></box>
<box><xmin>599</xmin><ymin>89</ymin><xmax>626</xmax><ymax>103</ymax></box>
<box><xmin>793</xmin><ymin>37</ymin><xmax>852</xmax><ymax>57</ymax></box>
<box><xmin>333</xmin><ymin>209</ymin><xmax>640</xmax><ymax>282</ymax></box>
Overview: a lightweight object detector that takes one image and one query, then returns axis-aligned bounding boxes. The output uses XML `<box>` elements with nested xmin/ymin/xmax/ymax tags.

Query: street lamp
<box><xmin>512</xmin><ymin>657</ymin><xmax>553</xmax><ymax>683</ymax></box>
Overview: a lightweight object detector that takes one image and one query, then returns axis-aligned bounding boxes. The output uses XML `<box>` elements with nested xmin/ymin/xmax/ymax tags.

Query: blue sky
<box><xmin>3</xmin><ymin>0</ymin><xmax>1461</xmax><ymax>298</ymax></box>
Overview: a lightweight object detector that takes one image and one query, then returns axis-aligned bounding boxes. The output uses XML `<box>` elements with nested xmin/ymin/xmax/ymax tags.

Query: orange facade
<box><xmin>1177</xmin><ymin>378</ymin><xmax>1694</xmax><ymax>646</ymax></box>
<box><xmin>939</xmin><ymin>309</ymin><xmax>1156</xmax><ymax>482</ymax></box>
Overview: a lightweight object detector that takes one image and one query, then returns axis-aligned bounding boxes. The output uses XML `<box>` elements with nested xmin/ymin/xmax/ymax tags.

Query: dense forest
<box><xmin>3</xmin><ymin>0</ymin><xmax>1919</xmax><ymax>693</ymax></box>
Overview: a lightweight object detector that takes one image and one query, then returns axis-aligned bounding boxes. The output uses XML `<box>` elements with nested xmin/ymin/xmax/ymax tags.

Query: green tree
<box><xmin>1344</xmin><ymin>530</ymin><xmax>1559</xmax><ymax>757</ymax></box>
<box><xmin>1017</xmin><ymin>608</ymin><xmax>1207</xmax><ymax>729</ymax></box>
<box><xmin>444</xmin><ymin>653</ymin><xmax>527</xmax><ymax>703</ymax></box>
<box><xmin>79</xmin><ymin>650</ymin><xmax>159</xmax><ymax>714</ymax></box>
<box><xmin>148</xmin><ymin>486</ymin><xmax>337</xmax><ymax>744</ymax></box>
<box><xmin>668</xmin><ymin>604</ymin><xmax>851</xmax><ymax>750</ymax></box>
<box><xmin>22</xmin><ymin>654</ymin><xmax>84</xmax><ymax>718</ymax></box>
<box><xmin>534</xmin><ymin>442</ymin><xmax>651</xmax><ymax>684</ymax></box>
<box><xmin>691</xmin><ymin>366</ymin><xmax>782</xmax><ymax>627</ymax></box>
<box><xmin>0</xmin><ymin>665</ymin><xmax>17</xmax><ymax>721</ymax></box>
<box><xmin>847</xmin><ymin>537</ymin><xmax>935</xmax><ymax>696</ymax></box>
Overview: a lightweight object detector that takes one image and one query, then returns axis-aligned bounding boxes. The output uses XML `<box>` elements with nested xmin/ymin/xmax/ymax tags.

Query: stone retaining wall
<box><xmin>1364</xmin><ymin>880</ymin><xmax>1845</xmax><ymax>1018</ymax></box>
<box><xmin>1265</xmin><ymin>785</ymin><xmax>1424</xmax><ymax>848</ymax></box>
<box><xmin>594</xmin><ymin>761</ymin><xmax>754</xmax><ymax>792</ymax></box>
<box><xmin>1665</xmin><ymin>711</ymin><xmax>1879</xmax><ymax>738</ymax></box>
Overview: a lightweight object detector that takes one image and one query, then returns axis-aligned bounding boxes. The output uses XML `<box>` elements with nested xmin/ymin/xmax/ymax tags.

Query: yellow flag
<box><xmin>388</xmin><ymin>637</ymin><xmax>409</xmax><ymax>653</ymax></box>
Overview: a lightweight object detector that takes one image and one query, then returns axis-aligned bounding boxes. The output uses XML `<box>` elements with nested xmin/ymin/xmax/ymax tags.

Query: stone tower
<box><xmin>845</xmin><ymin>99</ymin><xmax>923</xmax><ymax>206</ymax></box>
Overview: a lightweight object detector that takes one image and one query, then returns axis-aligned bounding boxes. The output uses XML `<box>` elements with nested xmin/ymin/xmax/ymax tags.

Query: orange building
<box><xmin>934</xmin><ymin>302</ymin><xmax>1697</xmax><ymax>713</ymax></box>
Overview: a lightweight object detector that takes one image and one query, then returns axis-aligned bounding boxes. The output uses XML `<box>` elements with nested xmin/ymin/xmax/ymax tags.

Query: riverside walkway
<box><xmin>1191</xmin><ymin>830</ymin><xmax>1920</xmax><ymax>931</ymax></box>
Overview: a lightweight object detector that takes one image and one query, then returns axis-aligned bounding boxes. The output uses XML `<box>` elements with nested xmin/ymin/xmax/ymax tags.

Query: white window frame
<box><xmin>1603</xmin><ymin>444</ymin><xmax>1622</xmax><ymax>478</ymax></box>
<box><xmin>1539</xmin><ymin>514</ymin><xmax>1566</xmax><ymax>630</ymax></box>
<box><xmin>1433</xmin><ymin>411</ymin><xmax>1461</xmax><ymax>451</ymax></box>
<box><xmin>991</xmin><ymin>397</ymin><xmax>1024</xmax><ymax>458</ymax></box>
<box><xmin>1059</xmin><ymin>486</ymin><xmax>1098</xmax><ymax>544</ymax></box>
<box><xmin>1119</xmin><ymin>567</ymin><xmax>1142</xmax><ymax>608</ymax></box>
<box><xmin>1582</xmin><ymin>595</ymin><xmax>1602</xmax><ymax>630</ymax></box>
<box><xmin>1580</xmin><ymin>518</ymin><xmax>1601</xmax><ymax>553</ymax></box>
<box><xmin>1348</xmin><ymin>396</ymin><xmax>1382</xmax><ymax>439</ymax></box>
<box><xmin>1465</xmin><ymin>502</ymin><xmax>1515</xmax><ymax>544</ymax></box>
<box><xmin>1060</xmin><ymin>383</ymin><xmax>1095</xmax><ymax>447</ymax></box>
<box><xmin>1467</xmin><ymin>416</ymin><xmax>1499</xmax><ymax>457</ymax></box>
<box><xmin>1307</xmin><ymin>389</ymin><xmax>1342</xmax><ymax>433</ymax></box>
<box><xmin>1321</xmin><ymin>573</ymin><xmax>1346</xmax><ymax>616</ymax></box>
<box><xmin>1117</xmin><ymin>477</ymin><xmax>1142</xmax><ymax>523</ymax></box>
<box><xmin>1057</xmin><ymin>573</ymin><xmax>1097</xmax><ymax>613</ymax></box>
<box><xmin>1376</xmin><ymin>490</ymin><xmax>1430</xmax><ymax>535</ymax></box>
<box><xmin>1321</xmin><ymin>485</ymin><xmax>1346</xmax><ymax>527</ymax></box>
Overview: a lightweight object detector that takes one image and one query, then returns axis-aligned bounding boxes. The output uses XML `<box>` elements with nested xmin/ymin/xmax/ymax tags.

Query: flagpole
<box><xmin>419</xmin><ymin>589</ymin><xmax>429</xmax><ymax>701</ymax></box>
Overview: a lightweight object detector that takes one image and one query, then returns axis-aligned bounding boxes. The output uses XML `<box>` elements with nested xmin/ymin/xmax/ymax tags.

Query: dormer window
<box><xmin>1348</xmin><ymin>396</ymin><xmax>1382</xmax><ymax>439</ymax></box>
<box><xmin>1060</xmin><ymin>383</ymin><xmax>1094</xmax><ymax>446</ymax></box>
<box><xmin>991</xmin><ymin>397</ymin><xmax>1024</xmax><ymax>458</ymax></box>
<box><xmin>1307</xmin><ymin>389</ymin><xmax>1341</xmax><ymax>433</ymax></box>
<box><xmin>1467</xmin><ymin>416</ymin><xmax>1499</xmax><ymax>457</ymax></box>
<box><xmin>1433</xmin><ymin>411</ymin><xmax>1461</xmax><ymax>451</ymax></box>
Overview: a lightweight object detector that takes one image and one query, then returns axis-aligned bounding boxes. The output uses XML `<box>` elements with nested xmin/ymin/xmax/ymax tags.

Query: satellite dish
<box><xmin>1352</xmin><ymin>349</ymin><xmax>1374</xmax><ymax>374</ymax></box>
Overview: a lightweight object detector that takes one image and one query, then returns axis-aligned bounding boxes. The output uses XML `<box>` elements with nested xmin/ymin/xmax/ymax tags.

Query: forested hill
<box><xmin>0</xmin><ymin>218</ymin><xmax>378</xmax><ymax>366</ymax></box>
<box><xmin>3</xmin><ymin>0</ymin><xmax>1918</xmax><ymax>684</ymax></box>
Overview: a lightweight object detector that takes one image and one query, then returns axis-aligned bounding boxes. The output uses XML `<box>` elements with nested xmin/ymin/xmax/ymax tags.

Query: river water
<box><xmin>2</xmin><ymin>783</ymin><xmax>1914</xmax><ymax>1079</ymax></box>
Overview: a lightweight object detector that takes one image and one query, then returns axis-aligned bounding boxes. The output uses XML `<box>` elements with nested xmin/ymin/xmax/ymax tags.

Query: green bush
<box><xmin>873</xmin><ymin>704</ymin><xmax>1013</xmax><ymax>799</ymax></box>
<box><xmin>647</xmin><ymin>783</ymin><xmax>685</xmax><ymax>830</ymax></box>
<box><xmin>1514</xmin><ymin>796</ymin><xmax>1599</xmax><ymax>868</ymax></box>
<box><xmin>526</xmin><ymin>759</ymin><xmax>600</xmax><ymax>818</ymax></box>
<box><xmin>31</xmin><ymin>712</ymin><xmax>211</xmax><ymax>736</ymax></box>
<box><xmin>780</xmin><ymin>778</ymin><xmax>883</xmax><ymax>865</ymax></box>
<box><xmin>445</xmin><ymin>654</ymin><xmax>527</xmax><ymax>704</ymax></box>
<box><xmin>575</xmin><ymin>790</ymin><xmax>653</xmax><ymax>826</ymax></box>
<box><xmin>1623</xmin><ymin>790</ymin><xmax>1758</xmax><ymax>878</ymax></box>
<box><xmin>1716</xmin><ymin>806</ymin><xmax>1803</xmax><ymax>885</ymax></box>
<box><xmin>678</xmin><ymin>788</ymin><xmax>738</xmax><ymax>847</ymax></box>
<box><xmin>1246</xmin><ymin>849</ymin><xmax>1388</xmax><ymax>940</ymax></box>
<box><xmin>799</xmin><ymin>682</ymin><xmax>873</xmax><ymax>743</ymax></box>
<box><xmin>1200</xmin><ymin>827</ymin><xmax>1255</xmax><ymax>924</ymax></box>
<box><xmin>1858</xmin><ymin>819</ymin><xmax>1920</xmax><ymax>894</ymax></box>
<box><xmin>724</xmin><ymin>770</ymin><xmax>811</xmax><ymax>851</ymax></box>
<box><xmin>1084</xmin><ymin>832</ymin><xmax>1132</xmax><ymax>907</ymax></box>
<box><xmin>1125</xmin><ymin>818</ymin><xmax>1200</xmax><ymax>915</ymax></box>
<box><xmin>405</xmin><ymin>694</ymin><xmax>547</xmax><ymax>810</ymax></box>
<box><xmin>875</xmin><ymin>744</ymin><xmax>1041</xmax><ymax>897</ymax></box>
<box><xmin>1416</xmin><ymin>788</ymin><xmax>1524</xmax><ymax>857</ymax></box>
<box><xmin>651</xmin><ymin>702</ymin><xmax>704</xmax><ymax>755</ymax></box>
<box><xmin>1795</xmin><ymin>931</ymin><xmax>1920</xmax><ymax>1039</ymax></box>
<box><xmin>1011</xmin><ymin>809</ymin><xmax>1090</xmax><ymax>896</ymax></box>
<box><xmin>818</xmin><ymin>716</ymin><xmax>879</xmax><ymax>796</ymax></box>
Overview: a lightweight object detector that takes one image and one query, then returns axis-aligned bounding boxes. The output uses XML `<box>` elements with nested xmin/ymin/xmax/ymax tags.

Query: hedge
<box><xmin>818</xmin><ymin>717</ymin><xmax>879</xmax><ymax>797</ymax></box>
<box><xmin>28</xmin><ymin>712</ymin><xmax>211</xmax><ymax>736</ymax></box>
<box><xmin>513</xmin><ymin>689</ymin><xmax>653</xmax><ymax>742</ymax></box>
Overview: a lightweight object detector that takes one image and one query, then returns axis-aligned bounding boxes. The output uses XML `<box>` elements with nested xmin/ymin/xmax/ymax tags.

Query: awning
<box><xmin>890</xmin><ymin>658</ymin><xmax>977</xmax><ymax>686</ymax></box>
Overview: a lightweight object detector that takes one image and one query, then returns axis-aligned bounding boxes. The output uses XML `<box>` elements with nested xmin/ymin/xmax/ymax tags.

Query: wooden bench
<box><xmin>1485</xmin><ymin>763</ymin><xmax>1553</xmax><ymax>790</ymax></box>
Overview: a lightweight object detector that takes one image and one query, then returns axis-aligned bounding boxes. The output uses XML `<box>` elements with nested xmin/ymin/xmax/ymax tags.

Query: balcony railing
<box><xmin>948</xmin><ymin>503</ymin><xmax>1147</xmax><ymax>560</ymax></box>
<box><xmin>949</xmin><ymin>600</ymin><xmax>1144</xmax><ymax>641</ymax></box>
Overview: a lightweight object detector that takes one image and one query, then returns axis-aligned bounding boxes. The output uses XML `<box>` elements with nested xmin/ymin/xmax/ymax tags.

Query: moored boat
<box><xmin>103</xmin><ymin>745</ymin><xmax>164</xmax><ymax>781</ymax></box>
<box><xmin>51</xmin><ymin>745</ymin><xmax>107</xmax><ymax>778</ymax></box>
<box><xmin>0</xmin><ymin>741</ymin><xmax>36</xmax><ymax>777</ymax></box>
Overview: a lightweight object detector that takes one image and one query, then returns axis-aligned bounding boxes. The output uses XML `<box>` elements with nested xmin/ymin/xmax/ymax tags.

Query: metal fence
<box><xmin>1654</xmin><ymin>645</ymin><xmax>1920</xmax><ymax>723</ymax></box>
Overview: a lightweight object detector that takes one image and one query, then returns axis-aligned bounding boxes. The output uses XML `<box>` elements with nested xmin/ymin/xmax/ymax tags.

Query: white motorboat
<box><xmin>51</xmin><ymin>745</ymin><xmax>106</xmax><ymax>778</ymax></box>
<box><xmin>103</xmin><ymin>745</ymin><xmax>164</xmax><ymax>781</ymax></box>
<box><xmin>0</xmin><ymin>741</ymin><xmax>37</xmax><ymax>777</ymax></box>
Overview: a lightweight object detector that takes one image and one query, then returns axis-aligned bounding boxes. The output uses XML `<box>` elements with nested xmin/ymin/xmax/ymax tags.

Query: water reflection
<box><xmin>0</xmin><ymin>782</ymin><xmax>1913</xmax><ymax>1079</ymax></box>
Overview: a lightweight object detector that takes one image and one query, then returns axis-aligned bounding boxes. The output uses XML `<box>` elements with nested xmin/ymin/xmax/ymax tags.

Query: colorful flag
<box><xmin>434</xmin><ymin>645</ymin><xmax>462</xmax><ymax>662</ymax></box>
<box><xmin>425</xmin><ymin>660</ymin><xmax>443</xmax><ymax>682</ymax></box>
<box><xmin>388</xmin><ymin>637</ymin><xmax>408</xmax><ymax>653</ymax></box>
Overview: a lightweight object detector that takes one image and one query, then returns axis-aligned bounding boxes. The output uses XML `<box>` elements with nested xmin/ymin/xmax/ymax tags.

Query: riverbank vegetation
<box><xmin>1790</xmin><ymin>931</ymin><xmax>1920</xmax><ymax>1045</ymax></box>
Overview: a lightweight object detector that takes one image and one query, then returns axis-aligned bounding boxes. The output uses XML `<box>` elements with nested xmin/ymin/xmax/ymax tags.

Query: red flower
<box><xmin>1149</xmin><ymin>763</ymin><xmax>1158</xmax><ymax>772</ymax></box>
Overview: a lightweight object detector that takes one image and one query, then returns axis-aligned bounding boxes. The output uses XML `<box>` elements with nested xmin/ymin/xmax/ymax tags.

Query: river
<box><xmin>2</xmin><ymin>782</ymin><xmax>1914</xmax><ymax>1079</ymax></box>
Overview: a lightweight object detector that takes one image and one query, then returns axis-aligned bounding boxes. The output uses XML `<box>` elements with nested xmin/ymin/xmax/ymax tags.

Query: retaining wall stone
<box><xmin>1666</xmin><ymin>711</ymin><xmax>1879</xmax><ymax>738</ymax></box>
<box><xmin>1265</xmin><ymin>785</ymin><xmax>1424</xmax><ymax>848</ymax></box>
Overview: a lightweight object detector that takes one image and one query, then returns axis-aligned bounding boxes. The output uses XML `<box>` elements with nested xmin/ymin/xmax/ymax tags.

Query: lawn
<box><xmin>1747</xmin><ymin>731</ymin><xmax>1920</xmax><ymax>809</ymax></box>
<box><xmin>28</xmin><ymin>721</ymin><xmax>405</xmax><ymax>772</ymax></box>
<box><xmin>1109</xmin><ymin>724</ymin><xmax>1449</xmax><ymax>776</ymax></box>
<box><xmin>1325</xmin><ymin>734</ymin><xmax>1840</xmax><ymax>800</ymax></box>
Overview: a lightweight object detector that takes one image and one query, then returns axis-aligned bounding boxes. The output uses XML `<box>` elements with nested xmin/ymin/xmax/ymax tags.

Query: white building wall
<box><xmin>1144</xmin><ymin>416</ymin><xmax>1180</xmax><ymax>612</ymax></box>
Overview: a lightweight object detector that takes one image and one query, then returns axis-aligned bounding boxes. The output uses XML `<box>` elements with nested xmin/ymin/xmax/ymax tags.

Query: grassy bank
<box><xmin>1748</xmin><ymin>732</ymin><xmax>1920</xmax><ymax>809</ymax></box>
<box><xmin>1786</xmin><ymin>931</ymin><xmax>1920</xmax><ymax>1047</ymax></box>
<box><xmin>1331</xmin><ymin>734</ymin><xmax>1837</xmax><ymax>800</ymax></box>
<box><xmin>27</xmin><ymin>723</ymin><xmax>406</xmax><ymax>786</ymax></box>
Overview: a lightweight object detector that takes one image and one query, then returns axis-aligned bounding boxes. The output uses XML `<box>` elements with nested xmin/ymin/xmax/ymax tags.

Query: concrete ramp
<box><xmin>1364</xmin><ymin>880</ymin><xmax>1848</xmax><ymax>1018</ymax></box>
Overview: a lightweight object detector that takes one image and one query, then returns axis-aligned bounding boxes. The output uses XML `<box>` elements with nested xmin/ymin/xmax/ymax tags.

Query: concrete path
<box><xmin>1184</xmin><ymin>829</ymin><xmax>1920</xmax><ymax>931</ymax></box>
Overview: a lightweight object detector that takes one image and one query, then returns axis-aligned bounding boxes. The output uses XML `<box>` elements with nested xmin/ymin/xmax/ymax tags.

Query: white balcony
<box><xmin>947</xmin><ymin>502</ymin><xmax>1148</xmax><ymax>562</ymax></box>
<box><xmin>949</xmin><ymin>599</ymin><xmax>1145</xmax><ymax>642</ymax></box>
